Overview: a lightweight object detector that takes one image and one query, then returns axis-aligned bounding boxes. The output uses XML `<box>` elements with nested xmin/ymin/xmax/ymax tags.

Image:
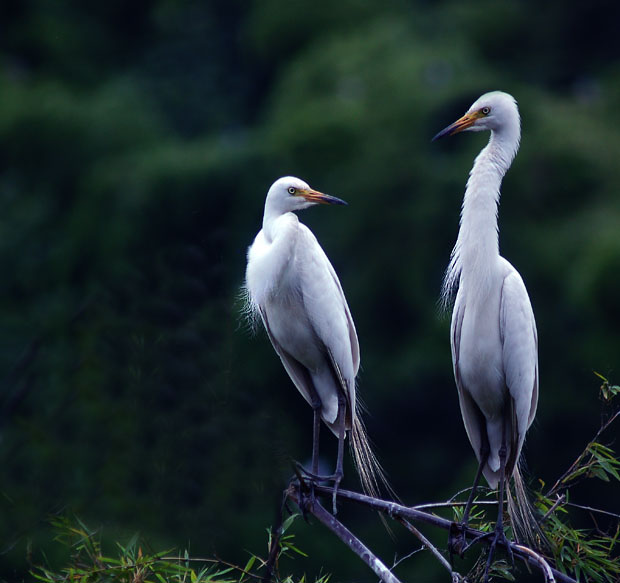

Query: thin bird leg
<box><xmin>483</xmin><ymin>414</ymin><xmax>514</xmax><ymax>583</ymax></box>
<box><xmin>293</xmin><ymin>373</ymin><xmax>347</xmax><ymax>515</ymax></box>
<box><xmin>299</xmin><ymin>396</ymin><xmax>346</xmax><ymax>514</ymax></box>
<box><xmin>311</xmin><ymin>397</ymin><xmax>321</xmax><ymax>476</ymax></box>
<box><xmin>331</xmin><ymin>391</ymin><xmax>347</xmax><ymax>514</ymax></box>
<box><xmin>299</xmin><ymin>385</ymin><xmax>323</xmax><ymax>513</ymax></box>
<box><xmin>450</xmin><ymin>427</ymin><xmax>490</xmax><ymax>559</ymax></box>
<box><xmin>292</xmin><ymin>381</ymin><xmax>323</xmax><ymax>479</ymax></box>
<box><xmin>457</xmin><ymin>453</ymin><xmax>492</xmax><ymax>556</ymax></box>
<box><xmin>305</xmin><ymin>390</ymin><xmax>323</xmax><ymax>513</ymax></box>
<box><xmin>463</xmin><ymin>441</ymin><xmax>490</xmax><ymax>527</ymax></box>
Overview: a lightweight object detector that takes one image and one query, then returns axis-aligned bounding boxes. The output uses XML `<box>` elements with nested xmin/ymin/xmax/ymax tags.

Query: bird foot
<box><xmin>448</xmin><ymin>522</ymin><xmax>468</xmax><ymax>560</ymax></box>
<box><xmin>288</xmin><ymin>463</ymin><xmax>317</xmax><ymax>520</ymax></box>
<box><xmin>482</xmin><ymin>524</ymin><xmax>514</xmax><ymax>583</ymax></box>
<box><xmin>449</xmin><ymin>522</ymin><xmax>488</xmax><ymax>560</ymax></box>
<box><xmin>292</xmin><ymin>462</ymin><xmax>343</xmax><ymax>514</ymax></box>
<box><xmin>330</xmin><ymin>472</ymin><xmax>342</xmax><ymax>515</ymax></box>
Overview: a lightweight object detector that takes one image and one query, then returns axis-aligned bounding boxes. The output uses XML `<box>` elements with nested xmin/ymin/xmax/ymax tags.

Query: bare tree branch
<box><xmin>513</xmin><ymin>545</ymin><xmax>556</xmax><ymax>583</ymax></box>
<box><xmin>285</xmin><ymin>482</ymin><xmax>578</xmax><ymax>583</ymax></box>
<box><xmin>564</xmin><ymin>502</ymin><xmax>620</xmax><ymax>520</ymax></box>
<box><xmin>287</xmin><ymin>486</ymin><xmax>402</xmax><ymax>583</ymax></box>
<box><xmin>413</xmin><ymin>500</ymin><xmax>496</xmax><ymax>511</ymax></box>
<box><xmin>396</xmin><ymin>517</ymin><xmax>456</xmax><ymax>577</ymax></box>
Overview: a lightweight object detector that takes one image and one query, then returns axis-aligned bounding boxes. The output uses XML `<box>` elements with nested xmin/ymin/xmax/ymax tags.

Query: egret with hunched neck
<box><xmin>245</xmin><ymin>176</ymin><xmax>387</xmax><ymax>512</ymax></box>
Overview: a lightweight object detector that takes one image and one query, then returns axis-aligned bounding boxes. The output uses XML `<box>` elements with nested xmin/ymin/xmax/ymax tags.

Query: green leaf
<box><xmin>281</xmin><ymin>512</ymin><xmax>300</xmax><ymax>534</ymax></box>
<box><xmin>243</xmin><ymin>554</ymin><xmax>256</xmax><ymax>573</ymax></box>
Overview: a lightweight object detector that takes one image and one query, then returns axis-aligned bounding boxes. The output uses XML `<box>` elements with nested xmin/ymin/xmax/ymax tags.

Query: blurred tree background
<box><xmin>1</xmin><ymin>0</ymin><xmax>619</xmax><ymax>581</ymax></box>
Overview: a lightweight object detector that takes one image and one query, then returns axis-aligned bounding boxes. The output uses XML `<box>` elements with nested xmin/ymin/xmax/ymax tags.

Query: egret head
<box><xmin>433</xmin><ymin>91</ymin><xmax>520</xmax><ymax>140</ymax></box>
<box><xmin>265</xmin><ymin>176</ymin><xmax>347</xmax><ymax>215</ymax></box>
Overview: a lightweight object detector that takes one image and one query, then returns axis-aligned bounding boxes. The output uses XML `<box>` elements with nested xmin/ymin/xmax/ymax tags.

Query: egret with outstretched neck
<box><xmin>245</xmin><ymin>176</ymin><xmax>386</xmax><ymax>512</ymax></box>
<box><xmin>433</xmin><ymin>92</ymin><xmax>539</xmax><ymax>574</ymax></box>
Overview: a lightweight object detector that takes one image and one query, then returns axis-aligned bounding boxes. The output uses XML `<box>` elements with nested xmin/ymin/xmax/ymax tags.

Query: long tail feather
<box><xmin>350</xmin><ymin>413</ymin><xmax>397</xmax><ymax>502</ymax></box>
<box><xmin>507</xmin><ymin>464</ymin><xmax>547</xmax><ymax>550</ymax></box>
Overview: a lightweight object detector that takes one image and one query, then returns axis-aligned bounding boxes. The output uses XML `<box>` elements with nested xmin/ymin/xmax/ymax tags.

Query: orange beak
<box><xmin>432</xmin><ymin>111</ymin><xmax>484</xmax><ymax>141</ymax></box>
<box><xmin>297</xmin><ymin>188</ymin><xmax>347</xmax><ymax>206</ymax></box>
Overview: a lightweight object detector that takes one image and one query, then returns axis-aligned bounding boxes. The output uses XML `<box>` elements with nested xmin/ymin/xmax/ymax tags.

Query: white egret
<box><xmin>433</xmin><ymin>92</ymin><xmax>539</xmax><ymax>568</ymax></box>
<box><xmin>245</xmin><ymin>176</ymin><xmax>385</xmax><ymax>511</ymax></box>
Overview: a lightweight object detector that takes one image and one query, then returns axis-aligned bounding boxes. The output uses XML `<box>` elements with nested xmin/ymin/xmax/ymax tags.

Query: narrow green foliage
<box><xmin>450</xmin><ymin>495</ymin><xmax>497</xmax><ymax>536</ymax></box>
<box><xmin>530</xmin><ymin>376</ymin><xmax>620</xmax><ymax>582</ymax></box>
<box><xmin>541</xmin><ymin>509</ymin><xmax>620</xmax><ymax>583</ymax></box>
<box><xmin>594</xmin><ymin>372</ymin><xmax>620</xmax><ymax>403</ymax></box>
<box><xmin>31</xmin><ymin>512</ymin><xmax>323</xmax><ymax>583</ymax></box>
<box><xmin>558</xmin><ymin>441</ymin><xmax>620</xmax><ymax>487</ymax></box>
<box><xmin>546</xmin><ymin>375</ymin><xmax>620</xmax><ymax>498</ymax></box>
<box><xmin>268</xmin><ymin>513</ymin><xmax>309</xmax><ymax>561</ymax></box>
<box><xmin>31</xmin><ymin>516</ymin><xmax>242</xmax><ymax>583</ymax></box>
<box><xmin>489</xmin><ymin>563</ymin><xmax>516</xmax><ymax>582</ymax></box>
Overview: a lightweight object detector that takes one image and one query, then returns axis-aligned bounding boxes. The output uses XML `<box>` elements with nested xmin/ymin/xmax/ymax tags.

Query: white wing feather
<box><xmin>297</xmin><ymin>224</ymin><xmax>359</xmax><ymax>375</ymax></box>
<box><xmin>499</xmin><ymin>266</ymin><xmax>538</xmax><ymax>444</ymax></box>
<box><xmin>450</xmin><ymin>292</ymin><xmax>488</xmax><ymax>476</ymax></box>
<box><xmin>246</xmin><ymin>219</ymin><xmax>358</xmax><ymax>435</ymax></box>
<box><xmin>451</xmin><ymin>260</ymin><xmax>538</xmax><ymax>489</ymax></box>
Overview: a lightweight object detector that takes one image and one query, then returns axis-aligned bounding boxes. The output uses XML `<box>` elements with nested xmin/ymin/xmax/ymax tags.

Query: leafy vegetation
<box><xmin>30</xmin><ymin>513</ymin><xmax>319</xmax><ymax>583</ymax></box>
<box><xmin>24</xmin><ymin>379</ymin><xmax>620</xmax><ymax>583</ymax></box>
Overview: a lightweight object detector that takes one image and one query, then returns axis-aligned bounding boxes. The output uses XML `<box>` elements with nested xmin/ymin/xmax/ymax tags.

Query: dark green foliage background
<box><xmin>1</xmin><ymin>1</ymin><xmax>619</xmax><ymax>581</ymax></box>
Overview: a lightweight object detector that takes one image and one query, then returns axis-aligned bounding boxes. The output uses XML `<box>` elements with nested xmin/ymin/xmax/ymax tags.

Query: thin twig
<box><xmin>546</xmin><ymin>408</ymin><xmax>620</xmax><ymax>497</ymax></box>
<box><xmin>287</xmin><ymin>487</ymin><xmax>402</xmax><ymax>583</ymax></box>
<box><xmin>540</xmin><ymin>495</ymin><xmax>566</xmax><ymax>525</ymax></box>
<box><xmin>447</xmin><ymin>485</ymin><xmax>489</xmax><ymax>504</ymax></box>
<box><xmin>565</xmin><ymin>502</ymin><xmax>620</xmax><ymax>521</ymax></box>
<box><xmin>160</xmin><ymin>555</ymin><xmax>267</xmax><ymax>581</ymax></box>
<box><xmin>413</xmin><ymin>500</ymin><xmax>496</xmax><ymax>511</ymax></box>
<box><xmin>390</xmin><ymin>547</ymin><xmax>424</xmax><ymax>570</ymax></box>
<box><xmin>212</xmin><ymin>556</ymin><xmax>268</xmax><ymax>582</ymax></box>
<box><xmin>513</xmin><ymin>545</ymin><xmax>555</xmax><ymax>583</ymax></box>
<box><xmin>396</xmin><ymin>517</ymin><xmax>454</xmax><ymax>575</ymax></box>
<box><xmin>263</xmin><ymin>487</ymin><xmax>289</xmax><ymax>583</ymax></box>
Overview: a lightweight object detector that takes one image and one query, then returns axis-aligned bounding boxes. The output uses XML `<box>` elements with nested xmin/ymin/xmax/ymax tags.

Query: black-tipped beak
<box><xmin>320</xmin><ymin>193</ymin><xmax>347</xmax><ymax>206</ymax></box>
<box><xmin>299</xmin><ymin>189</ymin><xmax>348</xmax><ymax>205</ymax></box>
<box><xmin>432</xmin><ymin>112</ymin><xmax>479</xmax><ymax>141</ymax></box>
<box><xmin>432</xmin><ymin>123</ymin><xmax>457</xmax><ymax>141</ymax></box>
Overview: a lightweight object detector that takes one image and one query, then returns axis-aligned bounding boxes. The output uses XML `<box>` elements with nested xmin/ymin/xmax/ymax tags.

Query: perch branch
<box><xmin>287</xmin><ymin>486</ymin><xmax>402</xmax><ymax>583</ymax></box>
<box><xmin>287</xmin><ymin>482</ymin><xmax>577</xmax><ymax>583</ymax></box>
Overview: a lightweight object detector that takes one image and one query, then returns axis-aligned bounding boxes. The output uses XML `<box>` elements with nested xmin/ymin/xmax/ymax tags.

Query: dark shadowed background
<box><xmin>1</xmin><ymin>1</ymin><xmax>620</xmax><ymax>581</ymax></box>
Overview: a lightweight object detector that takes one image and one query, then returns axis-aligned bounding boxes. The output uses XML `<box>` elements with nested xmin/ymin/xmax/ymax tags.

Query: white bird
<box><xmin>245</xmin><ymin>176</ymin><xmax>384</xmax><ymax>510</ymax></box>
<box><xmin>433</xmin><ymin>92</ymin><xmax>539</xmax><ymax>565</ymax></box>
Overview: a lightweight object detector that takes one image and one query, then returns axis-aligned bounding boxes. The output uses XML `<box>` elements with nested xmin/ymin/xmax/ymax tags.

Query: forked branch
<box><xmin>282</xmin><ymin>482</ymin><xmax>575</xmax><ymax>583</ymax></box>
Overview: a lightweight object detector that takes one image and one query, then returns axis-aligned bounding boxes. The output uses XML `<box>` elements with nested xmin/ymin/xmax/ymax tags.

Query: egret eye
<box><xmin>288</xmin><ymin>187</ymin><xmax>296</xmax><ymax>195</ymax></box>
<box><xmin>481</xmin><ymin>107</ymin><xmax>491</xmax><ymax>115</ymax></box>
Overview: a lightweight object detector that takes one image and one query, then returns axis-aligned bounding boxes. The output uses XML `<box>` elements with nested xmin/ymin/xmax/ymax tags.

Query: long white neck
<box><xmin>443</xmin><ymin>127</ymin><xmax>520</xmax><ymax>303</ymax></box>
